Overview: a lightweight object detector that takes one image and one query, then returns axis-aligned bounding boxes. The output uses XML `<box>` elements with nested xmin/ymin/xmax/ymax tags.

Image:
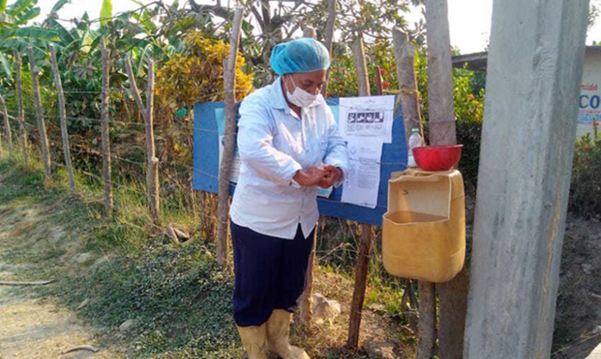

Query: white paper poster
<box><xmin>339</xmin><ymin>95</ymin><xmax>395</xmax><ymax>143</ymax></box>
<box><xmin>341</xmin><ymin>137</ymin><xmax>384</xmax><ymax>208</ymax></box>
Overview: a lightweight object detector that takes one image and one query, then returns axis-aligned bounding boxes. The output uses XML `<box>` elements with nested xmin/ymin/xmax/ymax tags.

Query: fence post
<box><xmin>0</xmin><ymin>94</ymin><xmax>11</xmax><ymax>152</ymax></box>
<box><xmin>321</xmin><ymin>0</ymin><xmax>336</xmax><ymax>97</ymax></box>
<box><xmin>302</xmin><ymin>25</ymin><xmax>316</xmax><ymax>38</ymax></box>
<box><xmin>49</xmin><ymin>44</ymin><xmax>75</xmax><ymax>192</ymax></box>
<box><xmin>424</xmin><ymin>1</ymin><xmax>469</xmax><ymax>358</ymax></box>
<box><xmin>347</xmin><ymin>33</ymin><xmax>373</xmax><ymax>350</ymax></box>
<box><xmin>27</xmin><ymin>46</ymin><xmax>51</xmax><ymax>180</ymax></box>
<box><xmin>392</xmin><ymin>29</ymin><xmax>425</xmax><ymax>145</ymax></box>
<box><xmin>14</xmin><ymin>50</ymin><xmax>28</xmax><ymax>167</ymax></box>
<box><xmin>100</xmin><ymin>37</ymin><xmax>113</xmax><ymax>215</ymax></box>
<box><xmin>125</xmin><ymin>54</ymin><xmax>159</xmax><ymax>224</ymax></box>
<box><xmin>298</xmin><ymin>25</ymin><xmax>318</xmax><ymax>327</ymax></box>
<box><xmin>216</xmin><ymin>5</ymin><xmax>244</xmax><ymax>267</ymax></box>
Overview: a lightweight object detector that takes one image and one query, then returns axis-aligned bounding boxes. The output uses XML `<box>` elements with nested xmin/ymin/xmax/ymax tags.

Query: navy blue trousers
<box><xmin>231</xmin><ymin>222</ymin><xmax>315</xmax><ymax>327</ymax></box>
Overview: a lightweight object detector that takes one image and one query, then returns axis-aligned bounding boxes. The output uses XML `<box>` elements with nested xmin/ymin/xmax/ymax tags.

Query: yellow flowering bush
<box><xmin>155</xmin><ymin>31</ymin><xmax>253</xmax><ymax>111</ymax></box>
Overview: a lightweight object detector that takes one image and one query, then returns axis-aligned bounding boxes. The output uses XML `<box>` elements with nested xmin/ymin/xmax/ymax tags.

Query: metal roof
<box><xmin>451</xmin><ymin>46</ymin><xmax>601</xmax><ymax>71</ymax></box>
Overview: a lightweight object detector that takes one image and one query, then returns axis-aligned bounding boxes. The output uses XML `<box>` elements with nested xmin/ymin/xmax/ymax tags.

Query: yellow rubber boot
<box><xmin>266</xmin><ymin>309</ymin><xmax>310</xmax><ymax>359</ymax></box>
<box><xmin>237</xmin><ymin>324</ymin><xmax>268</xmax><ymax>359</ymax></box>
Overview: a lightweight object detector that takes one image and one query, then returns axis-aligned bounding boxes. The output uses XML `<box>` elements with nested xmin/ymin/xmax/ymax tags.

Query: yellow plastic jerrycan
<box><xmin>382</xmin><ymin>169</ymin><xmax>466</xmax><ymax>283</ymax></box>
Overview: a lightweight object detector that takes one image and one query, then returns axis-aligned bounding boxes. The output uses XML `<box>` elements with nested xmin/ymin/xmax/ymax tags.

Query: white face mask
<box><xmin>286</xmin><ymin>76</ymin><xmax>318</xmax><ymax>108</ymax></box>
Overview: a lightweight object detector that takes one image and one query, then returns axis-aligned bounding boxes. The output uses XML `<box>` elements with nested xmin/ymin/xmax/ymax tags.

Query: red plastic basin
<box><xmin>412</xmin><ymin>145</ymin><xmax>463</xmax><ymax>171</ymax></box>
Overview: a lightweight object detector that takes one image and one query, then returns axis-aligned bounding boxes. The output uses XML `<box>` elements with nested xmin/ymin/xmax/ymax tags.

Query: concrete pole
<box><xmin>464</xmin><ymin>1</ymin><xmax>590</xmax><ymax>358</ymax></box>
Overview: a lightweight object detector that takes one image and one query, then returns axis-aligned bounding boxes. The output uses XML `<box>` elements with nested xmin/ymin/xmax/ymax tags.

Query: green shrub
<box><xmin>569</xmin><ymin>128</ymin><xmax>601</xmax><ymax>217</ymax></box>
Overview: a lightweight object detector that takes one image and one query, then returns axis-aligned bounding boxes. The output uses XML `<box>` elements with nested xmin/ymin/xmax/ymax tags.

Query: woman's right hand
<box><xmin>293</xmin><ymin>166</ymin><xmax>327</xmax><ymax>187</ymax></box>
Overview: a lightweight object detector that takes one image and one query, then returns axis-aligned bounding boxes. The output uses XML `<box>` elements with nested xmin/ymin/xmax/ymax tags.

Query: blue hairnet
<box><xmin>270</xmin><ymin>38</ymin><xmax>331</xmax><ymax>75</ymax></box>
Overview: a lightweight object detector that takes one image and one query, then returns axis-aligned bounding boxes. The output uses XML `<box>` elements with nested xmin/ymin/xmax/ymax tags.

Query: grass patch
<box><xmin>0</xmin><ymin>150</ymin><xmax>416</xmax><ymax>358</ymax></box>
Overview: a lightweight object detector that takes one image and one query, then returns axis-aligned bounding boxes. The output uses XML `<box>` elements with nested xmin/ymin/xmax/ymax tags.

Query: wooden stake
<box><xmin>425</xmin><ymin>0</ymin><xmax>457</xmax><ymax>146</ymax></box>
<box><xmin>27</xmin><ymin>46</ymin><xmax>51</xmax><ymax>180</ymax></box>
<box><xmin>424</xmin><ymin>1</ymin><xmax>468</xmax><ymax>357</ymax></box>
<box><xmin>392</xmin><ymin>29</ymin><xmax>425</xmax><ymax>145</ymax></box>
<box><xmin>299</xmin><ymin>25</ymin><xmax>318</xmax><ymax>326</ymax></box>
<box><xmin>125</xmin><ymin>54</ymin><xmax>159</xmax><ymax>224</ymax></box>
<box><xmin>347</xmin><ymin>33</ymin><xmax>372</xmax><ymax>349</ymax></box>
<box><xmin>13</xmin><ymin>50</ymin><xmax>28</xmax><ymax>166</ymax></box>
<box><xmin>348</xmin><ymin>223</ymin><xmax>373</xmax><ymax>348</ymax></box>
<box><xmin>0</xmin><ymin>94</ymin><xmax>11</xmax><ymax>151</ymax></box>
<box><xmin>352</xmin><ymin>35</ymin><xmax>370</xmax><ymax>97</ymax></box>
<box><xmin>216</xmin><ymin>5</ymin><xmax>244</xmax><ymax>267</ymax></box>
<box><xmin>302</xmin><ymin>25</ymin><xmax>316</xmax><ymax>38</ymax></box>
<box><xmin>49</xmin><ymin>44</ymin><xmax>75</xmax><ymax>192</ymax></box>
<box><xmin>100</xmin><ymin>37</ymin><xmax>113</xmax><ymax>215</ymax></box>
<box><xmin>321</xmin><ymin>0</ymin><xmax>337</xmax><ymax>97</ymax></box>
<box><xmin>416</xmin><ymin>281</ymin><xmax>437</xmax><ymax>359</ymax></box>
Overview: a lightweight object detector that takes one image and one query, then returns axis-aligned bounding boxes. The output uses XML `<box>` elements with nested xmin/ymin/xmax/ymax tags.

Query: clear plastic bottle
<box><xmin>407</xmin><ymin>128</ymin><xmax>423</xmax><ymax>168</ymax></box>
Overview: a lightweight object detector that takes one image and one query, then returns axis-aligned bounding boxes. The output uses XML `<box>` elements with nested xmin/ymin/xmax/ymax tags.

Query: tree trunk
<box><xmin>13</xmin><ymin>50</ymin><xmax>27</xmax><ymax>166</ymax></box>
<box><xmin>299</xmin><ymin>229</ymin><xmax>318</xmax><ymax>325</ymax></box>
<box><xmin>425</xmin><ymin>1</ymin><xmax>467</xmax><ymax>358</ymax></box>
<box><xmin>348</xmin><ymin>223</ymin><xmax>373</xmax><ymax>349</ymax></box>
<box><xmin>216</xmin><ymin>5</ymin><xmax>244</xmax><ymax>267</ymax></box>
<box><xmin>124</xmin><ymin>54</ymin><xmax>159</xmax><ymax>224</ymax></box>
<box><xmin>417</xmin><ymin>281</ymin><xmax>437</xmax><ymax>359</ymax></box>
<box><xmin>347</xmin><ymin>34</ymin><xmax>372</xmax><ymax>349</ymax></box>
<box><xmin>100</xmin><ymin>37</ymin><xmax>113</xmax><ymax>215</ymax></box>
<box><xmin>49</xmin><ymin>44</ymin><xmax>75</xmax><ymax>192</ymax></box>
<box><xmin>0</xmin><ymin>94</ymin><xmax>11</xmax><ymax>152</ymax></box>
<box><xmin>392</xmin><ymin>28</ymin><xmax>425</xmax><ymax>145</ymax></box>
<box><xmin>302</xmin><ymin>26</ymin><xmax>316</xmax><ymax>39</ymax></box>
<box><xmin>353</xmin><ymin>35</ymin><xmax>370</xmax><ymax>97</ymax></box>
<box><xmin>145</xmin><ymin>60</ymin><xmax>159</xmax><ymax>224</ymax></box>
<box><xmin>321</xmin><ymin>0</ymin><xmax>336</xmax><ymax>97</ymax></box>
<box><xmin>425</xmin><ymin>0</ymin><xmax>457</xmax><ymax>147</ymax></box>
<box><xmin>27</xmin><ymin>46</ymin><xmax>51</xmax><ymax>181</ymax></box>
<box><xmin>299</xmin><ymin>25</ymin><xmax>318</xmax><ymax>326</ymax></box>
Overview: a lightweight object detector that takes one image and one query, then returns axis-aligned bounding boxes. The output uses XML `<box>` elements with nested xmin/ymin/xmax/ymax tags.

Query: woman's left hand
<box><xmin>318</xmin><ymin>165</ymin><xmax>342</xmax><ymax>188</ymax></box>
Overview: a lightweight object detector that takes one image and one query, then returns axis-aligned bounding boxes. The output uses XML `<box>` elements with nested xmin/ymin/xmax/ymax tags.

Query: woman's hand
<box><xmin>318</xmin><ymin>165</ymin><xmax>343</xmax><ymax>189</ymax></box>
<box><xmin>293</xmin><ymin>166</ymin><xmax>327</xmax><ymax>187</ymax></box>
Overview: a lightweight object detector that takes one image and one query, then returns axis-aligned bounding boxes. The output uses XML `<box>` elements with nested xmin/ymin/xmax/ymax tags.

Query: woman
<box><xmin>230</xmin><ymin>38</ymin><xmax>348</xmax><ymax>359</ymax></box>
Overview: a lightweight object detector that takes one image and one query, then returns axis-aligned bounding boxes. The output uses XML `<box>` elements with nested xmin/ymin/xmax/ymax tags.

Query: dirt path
<box><xmin>0</xmin><ymin>169</ymin><xmax>117</xmax><ymax>358</ymax></box>
<box><xmin>0</xmin><ymin>270</ymin><xmax>107</xmax><ymax>359</ymax></box>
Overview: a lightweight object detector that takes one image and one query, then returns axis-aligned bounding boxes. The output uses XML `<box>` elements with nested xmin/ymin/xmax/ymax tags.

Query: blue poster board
<box><xmin>192</xmin><ymin>97</ymin><xmax>407</xmax><ymax>226</ymax></box>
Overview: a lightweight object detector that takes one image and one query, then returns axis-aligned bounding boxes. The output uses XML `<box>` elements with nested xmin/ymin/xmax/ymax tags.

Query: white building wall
<box><xmin>577</xmin><ymin>47</ymin><xmax>601</xmax><ymax>137</ymax></box>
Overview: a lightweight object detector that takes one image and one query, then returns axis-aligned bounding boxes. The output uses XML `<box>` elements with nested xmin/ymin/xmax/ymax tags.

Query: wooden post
<box><xmin>100</xmin><ymin>37</ymin><xmax>113</xmax><ymax>215</ymax></box>
<box><xmin>49</xmin><ymin>44</ymin><xmax>75</xmax><ymax>192</ymax></box>
<box><xmin>321</xmin><ymin>0</ymin><xmax>336</xmax><ymax>97</ymax></box>
<box><xmin>352</xmin><ymin>35</ymin><xmax>370</xmax><ymax>97</ymax></box>
<box><xmin>464</xmin><ymin>0</ymin><xmax>589</xmax><ymax>357</ymax></box>
<box><xmin>125</xmin><ymin>54</ymin><xmax>159</xmax><ymax>224</ymax></box>
<box><xmin>424</xmin><ymin>1</ymin><xmax>468</xmax><ymax>358</ymax></box>
<box><xmin>392</xmin><ymin>29</ymin><xmax>425</xmax><ymax>145</ymax></box>
<box><xmin>425</xmin><ymin>0</ymin><xmax>456</xmax><ymax>146</ymax></box>
<box><xmin>391</xmin><ymin>27</ymin><xmax>438</xmax><ymax>358</ymax></box>
<box><xmin>0</xmin><ymin>94</ymin><xmax>11</xmax><ymax>151</ymax></box>
<box><xmin>347</xmin><ymin>33</ymin><xmax>372</xmax><ymax>349</ymax></box>
<box><xmin>216</xmin><ymin>5</ymin><xmax>244</xmax><ymax>267</ymax></box>
<box><xmin>27</xmin><ymin>46</ymin><xmax>51</xmax><ymax>180</ymax></box>
<box><xmin>299</xmin><ymin>26</ymin><xmax>318</xmax><ymax>326</ymax></box>
<box><xmin>302</xmin><ymin>25</ymin><xmax>316</xmax><ymax>39</ymax></box>
<box><xmin>417</xmin><ymin>281</ymin><xmax>437</xmax><ymax>359</ymax></box>
<box><xmin>14</xmin><ymin>50</ymin><xmax>27</xmax><ymax>166</ymax></box>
